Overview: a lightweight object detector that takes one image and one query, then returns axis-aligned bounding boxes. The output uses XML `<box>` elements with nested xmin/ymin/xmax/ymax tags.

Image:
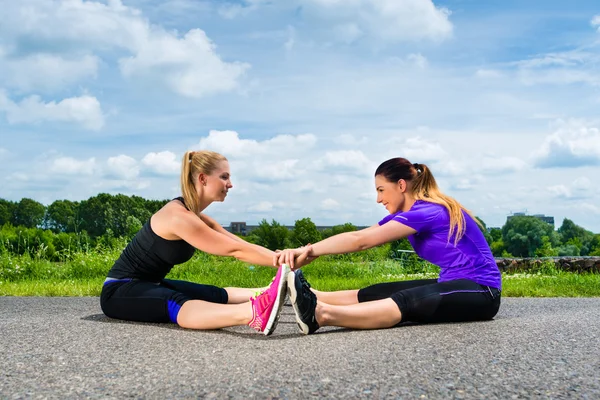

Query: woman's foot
<box><xmin>287</xmin><ymin>270</ymin><xmax>319</xmax><ymax>334</ymax></box>
<box><xmin>248</xmin><ymin>264</ymin><xmax>290</xmax><ymax>335</ymax></box>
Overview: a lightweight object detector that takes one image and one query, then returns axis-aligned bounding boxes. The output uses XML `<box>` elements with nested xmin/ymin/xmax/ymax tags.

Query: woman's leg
<box><xmin>289</xmin><ymin>276</ymin><xmax>500</xmax><ymax>333</ymax></box>
<box><xmin>159</xmin><ymin>280</ymin><xmax>266</xmax><ymax>328</ymax></box>
<box><xmin>316</xmin><ymin>298</ymin><xmax>402</xmax><ymax>329</ymax></box>
<box><xmin>312</xmin><ymin>278</ymin><xmax>438</xmax><ymax>306</ymax></box>
<box><xmin>316</xmin><ymin>279</ymin><xmax>499</xmax><ymax>329</ymax></box>
<box><xmin>176</xmin><ymin>300</ymin><xmax>253</xmax><ymax>329</ymax></box>
<box><xmin>312</xmin><ymin>289</ymin><xmax>360</xmax><ymax>305</ymax></box>
<box><xmin>388</xmin><ymin>279</ymin><xmax>501</xmax><ymax>324</ymax></box>
<box><xmin>162</xmin><ymin>279</ymin><xmax>268</xmax><ymax>304</ymax></box>
<box><xmin>101</xmin><ymin>280</ymin><xmax>252</xmax><ymax>329</ymax></box>
<box><xmin>224</xmin><ymin>287</ymin><xmax>262</xmax><ymax>304</ymax></box>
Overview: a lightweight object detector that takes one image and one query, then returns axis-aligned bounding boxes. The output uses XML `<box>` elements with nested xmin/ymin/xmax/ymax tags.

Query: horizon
<box><xmin>1</xmin><ymin>0</ymin><xmax>600</xmax><ymax>233</ymax></box>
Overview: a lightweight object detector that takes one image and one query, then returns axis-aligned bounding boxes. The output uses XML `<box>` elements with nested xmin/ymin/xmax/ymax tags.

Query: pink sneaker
<box><xmin>248</xmin><ymin>264</ymin><xmax>290</xmax><ymax>335</ymax></box>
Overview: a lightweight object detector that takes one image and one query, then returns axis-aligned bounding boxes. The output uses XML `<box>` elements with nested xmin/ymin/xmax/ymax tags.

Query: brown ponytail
<box><xmin>375</xmin><ymin>158</ymin><xmax>482</xmax><ymax>245</ymax></box>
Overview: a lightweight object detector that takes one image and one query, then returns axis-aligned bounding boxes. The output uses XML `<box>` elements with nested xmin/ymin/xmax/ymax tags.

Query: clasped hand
<box><xmin>273</xmin><ymin>244</ymin><xmax>317</xmax><ymax>270</ymax></box>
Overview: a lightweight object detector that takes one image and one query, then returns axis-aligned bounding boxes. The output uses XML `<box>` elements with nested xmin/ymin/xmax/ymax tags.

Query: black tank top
<box><xmin>106</xmin><ymin>197</ymin><xmax>196</xmax><ymax>281</ymax></box>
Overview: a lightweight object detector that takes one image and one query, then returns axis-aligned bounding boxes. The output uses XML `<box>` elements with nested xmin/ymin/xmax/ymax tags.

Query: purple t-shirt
<box><xmin>379</xmin><ymin>200</ymin><xmax>501</xmax><ymax>289</ymax></box>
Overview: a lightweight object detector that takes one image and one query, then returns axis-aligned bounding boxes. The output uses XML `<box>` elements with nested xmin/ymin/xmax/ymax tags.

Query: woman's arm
<box><xmin>276</xmin><ymin>221</ymin><xmax>416</xmax><ymax>269</ymax></box>
<box><xmin>311</xmin><ymin>222</ymin><xmax>416</xmax><ymax>255</ymax></box>
<box><xmin>171</xmin><ymin>209</ymin><xmax>276</xmax><ymax>267</ymax></box>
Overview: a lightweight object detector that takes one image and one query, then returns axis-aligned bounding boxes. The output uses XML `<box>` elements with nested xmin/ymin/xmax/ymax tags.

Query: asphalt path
<box><xmin>1</xmin><ymin>297</ymin><xmax>599</xmax><ymax>399</ymax></box>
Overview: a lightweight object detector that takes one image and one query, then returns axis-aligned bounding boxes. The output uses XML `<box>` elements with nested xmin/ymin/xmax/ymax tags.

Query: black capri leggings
<box><xmin>100</xmin><ymin>278</ymin><xmax>229</xmax><ymax>324</ymax></box>
<box><xmin>358</xmin><ymin>279</ymin><xmax>501</xmax><ymax>324</ymax></box>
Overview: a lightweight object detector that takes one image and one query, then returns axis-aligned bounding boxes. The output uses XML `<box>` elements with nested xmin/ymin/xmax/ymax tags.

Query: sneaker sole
<box><xmin>263</xmin><ymin>264</ymin><xmax>290</xmax><ymax>336</ymax></box>
<box><xmin>287</xmin><ymin>271</ymin><xmax>310</xmax><ymax>335</ymax></box>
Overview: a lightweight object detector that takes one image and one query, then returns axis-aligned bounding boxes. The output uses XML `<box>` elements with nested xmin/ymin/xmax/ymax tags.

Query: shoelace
<box><xmin>250</xmin><ymin>275</ymin><xmax>277</xmax><ymax>299</ymax></box>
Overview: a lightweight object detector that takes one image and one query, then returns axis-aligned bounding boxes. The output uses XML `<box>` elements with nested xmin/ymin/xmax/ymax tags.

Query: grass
<box><xmin>1</xmin><ymin>251</ymin><xmax>599</xmax><ymax>297</ymax></box>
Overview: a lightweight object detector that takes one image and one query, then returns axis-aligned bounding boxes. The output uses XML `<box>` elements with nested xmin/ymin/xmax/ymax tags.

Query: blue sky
<box><xmin>1</xmin><ymin>0</ymin><xmax>599</xmax><ymax>232</ymax></box>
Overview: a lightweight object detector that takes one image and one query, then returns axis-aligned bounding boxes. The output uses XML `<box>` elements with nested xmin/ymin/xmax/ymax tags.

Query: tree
<box><xmin>46</xmin><ymin>199</ymin><xmax>79</xmax><ymax>233</ymax></box>
<box><xmin>475</xmin><ymin>216</ymin><xmax>493</xmax><ymax>244</ymax></box>
<box><xmin>78</xmin><ymin>193</ymin><xmax>114</xmax><ymax>237</ymax></box>
<box><xmin>321</xmin><ymin>223</ymin><xmax>358</xmax><ymax>239</ymax></box>
<box><xmin>502</xmin><ymin>216</ymin><xmax>557</xmax><ymax>257</ymax></box>
<box><xmin>0</xmin><ymin>199</ymin><xmax>16</xmax><ymax>226</ymax></box>
<box><xmin>125</xmin><ymin>215</ymin><xmax>143</xmax><ymax>239</ymax></box>
<box><xmin>248</xmin><ymin>219</ymin><xmax>290</xmax><ymax>251</ymax></box>
<box><xmin>490</xmin><ymin>240</ymin><xmax>508</xmax><ymax>257</ymax></box>
<box><xmin>488</xmin><ymin>228</ymin><xmax>502</xmax><ymax>242</ymax></box>
<box><xmin>535</xmin><ymin>236</ymin><xmax>559</xmax><ymax>257</ymax></box>
<box><xmin>290</xmin><ymin>218</ymin><xmax>322</xmax><ymax>246</ymax></box>
<box><xmin>557</xmin><ymin>218</ymin><xmax>594</xmax><ymax>255</ymax></box>
<box><xmin>13</xmin><ymin>198</ymin><xmax>46</xmax><ymax>228</ymax></box>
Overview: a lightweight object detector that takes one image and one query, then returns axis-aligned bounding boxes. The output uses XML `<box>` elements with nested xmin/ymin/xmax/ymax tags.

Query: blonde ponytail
<box><xmin>180</xmin><ymin>150</ymin><xmax>227</xmax><ymax>216</ymax></box>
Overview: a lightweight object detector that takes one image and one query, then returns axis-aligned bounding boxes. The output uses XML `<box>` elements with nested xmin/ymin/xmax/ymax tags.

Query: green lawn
<box><xmin>1</xmin><ymin>252</ymin><xmax>599</xmax><ymax>297</ymax></box>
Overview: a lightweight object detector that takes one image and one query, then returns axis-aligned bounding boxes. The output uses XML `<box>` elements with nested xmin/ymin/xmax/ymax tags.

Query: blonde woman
<box><xmin>101</xmin><ymin>150</ymin><xmax>292</xmax><ymax>335</ymax></box>
<box><xmin>276</xmin><ymin>157</ymin><xmax>502</xmax><ymax>334</ymax></box>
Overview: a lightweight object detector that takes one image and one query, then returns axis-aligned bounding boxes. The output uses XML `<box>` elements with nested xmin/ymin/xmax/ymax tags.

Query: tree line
<box><xmin>1</xmin><ymin>194</ymin><xmax>599</xmax><ymax>261</ymax></box>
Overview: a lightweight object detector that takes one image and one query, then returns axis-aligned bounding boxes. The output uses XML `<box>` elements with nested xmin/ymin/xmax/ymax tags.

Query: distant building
<box><xmin>228</xmin><ymin>222</ymin><xmax>247</xmax><ymax>235</ymax></box>
<box><xmin>224</xmin><ymin>222</ymin><xmax>368</xmax><ymax>236</ymax></box>
<box><xmin>506</xmin><ymin>212</ymin><xmax>554</xmax><ymax>228</ymax></box>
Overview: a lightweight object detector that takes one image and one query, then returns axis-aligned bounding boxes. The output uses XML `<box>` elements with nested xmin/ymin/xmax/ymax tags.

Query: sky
<box><xmin>1</xmin><ymin>0</ymin><xmax>599</xmax><ymax>233</ymax></box>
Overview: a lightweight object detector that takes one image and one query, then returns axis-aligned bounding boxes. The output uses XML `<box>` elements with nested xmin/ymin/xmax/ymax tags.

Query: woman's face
<box><xmin>375</xmin><ymin>174</ymin><xmax>406</xmax><ymax>214</ymax></box>
<box><xmin>204</xmin><ymin>160</ymin><xmax>233</xmax><ymax>202</ymax></box>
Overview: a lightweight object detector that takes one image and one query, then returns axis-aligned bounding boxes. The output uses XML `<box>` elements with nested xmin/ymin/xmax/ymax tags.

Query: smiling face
<box><xmin>375</xmin><ymin>174</ymin><xmax>408</xmax><ymax>214</ymax></box>
<box><xmin>201</xmin><ymin>160</ymin><xmax>232</xmax><ymax>202</ymax></box>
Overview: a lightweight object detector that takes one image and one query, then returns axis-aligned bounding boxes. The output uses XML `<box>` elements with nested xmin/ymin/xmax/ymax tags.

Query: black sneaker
<box><xmin>287</xmin><ymin>270</ymin><xmax>319</xmax><ymax>334</ymax></box>
<box><xmin>296</xmin><ymin>269</ymin><xmax>311</xmax><ymax>289</ymax></box>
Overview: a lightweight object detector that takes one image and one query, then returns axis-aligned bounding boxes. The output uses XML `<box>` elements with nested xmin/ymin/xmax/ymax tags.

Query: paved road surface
<box><xmin>1</xmin><ymin>297</ymin><xmax>599</xmax><ymax>399</ymax></box>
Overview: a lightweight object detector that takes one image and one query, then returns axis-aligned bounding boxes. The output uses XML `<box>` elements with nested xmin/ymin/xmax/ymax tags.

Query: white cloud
<box><xmin>106</xmin><ymin>155</ymin><xmax>139</xmax><ymax>180</ymax></box>
<box><xmin>119</xmin><ymin>29</ymin><xmax>250</xmax><ymax>98</ymax></box>
<box><xmin>318</xmin><ymin>150</ymin><xmax>373</xmax><ymax>172</ymax></box>
<box><xmin>335</xmin><ymin>134</ymin><xmax>369</xmax><ymax>146</ymax></box>
<box><xmin>0</xmin><ymin>91</ymin><xmax>104</xmax><ymax>130</ymax></box>
<box><xmin>572</xmin><ymin>177</ymin><xmax>591</xmax><ymax>190</ymax></box>
<box><xmin>304</xmin><ymin>0</ymin><xmax>453</xmax><ymax>42</ymax></box>
<box><xmin>407</xmin><ymin>53</ymin><xmax>428</xmax><ymax>69</ymax></box>
<box><xmin>393</xmin><ymin>136</ymin><xmax>448</xmax><ymax>162</ymax></box>
<box><xmin>476</xmin><ymin>69</ymin><xmax>503</xmax><ymax>79</ymax></box>
<box><xmin>547</xmin><ymin>184</ymin><xmax>571</xmax><ymax>199</ymax></box>
<box><xmin>217</xmin><ymin>0</ymin><xmax>268</xmax><ymax>19</ymax></box>
<box><xmin>1</xmin><ymin>0</ymin><xmax>249</xmax><ymax>98</ymax></box>
<box><xmin>248</xmin><ymin>201</ymin><xmax>274</xmax><ymax>212</ymax></box>
<box><xmin>333</xmin><ymin>23</ymin><xmax>364</xmax><ymax>43</ymax></box>
<box><xmin>320</xmin><ymin>198</ymin><xmax>339</xmax><ymax>210</ymax></box>
<box><xmin>195</xmin><ymin>131</ymin><xmax>318</xmax><ymax>183</ymax></box>
<box><xmin>580</xmin><ymin>203</ymin><xmax>600</xmax><ymax>215</ymax></box>
<box><xmin>218</xmin><ymin>4</ymin><xmax>248</xmax><ymax>19</ymax></box>
<box><xmin>198</xmin><ymin>130</ymin><xmax>262</xmax><ymax>157</ymax></box>
<box><xmin>513</xmin><ymin>51</ymin><xmax>600</xmax><ymax>86</ymax></box>
<box><xmin>50</xmin><ymin>157</ymin><xmax>97</xmax><ymax>175</ymax></box>
<box><xmin>284</xmin><ymin>26</ymin><xmax>296</xmax><ymax>51</ymax></box>
<box><xmin>547</xmin><ymin>176</ymin><xmax>593</xmax><ymax>199</ymax></box>
<box><xmin>142</xmin><ymin>151</ymin><xmax>180</xmax><ymax>176</ymax></box>
<box><xmin>9</xmin><ymin>173</ymin><xmax>29</xmax><ymax>182</ymax></box>
<box><xmin>252</xmin><ymin>159</ymin><xmax>301</xmax><ymax>181</ymax></box>
<box><xmin>591</xmin><ymin>15</ymin><xmax>600</xmax><ymax>30</ymax></box>
<box><xmin>0</xmin><ymin>54</ymin><xmax>99</xmax><ymax>93</ymax></box>
<box><xmin>532</xmin><ymin>120</ymin><xmax>600</xmax><ymax>168</ymax></box>
<box><xmin>197</xmin><ymin>130</ymin><xmax>316</xmax><ymax>159</ymax></box>
<box><xmin>480</xmin><ymin>156</ymin><xmax>528</xmax><ymax>174</ymax></box>
<box><xmin>451</xmin><ymin>178</ymin><xmax>475</xmax><ymax>191</ymax></box>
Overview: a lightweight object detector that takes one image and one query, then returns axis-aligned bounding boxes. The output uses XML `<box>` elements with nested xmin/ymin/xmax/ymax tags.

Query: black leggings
<box><xmin>100</xmin><ymin>278</ymin><xmax>228</xmax><ymax>324</ymax></box>
<box><xmin>358</xmin><ymin>279</ymin><xmax>501</xmax><ymax>324</ymax></box>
